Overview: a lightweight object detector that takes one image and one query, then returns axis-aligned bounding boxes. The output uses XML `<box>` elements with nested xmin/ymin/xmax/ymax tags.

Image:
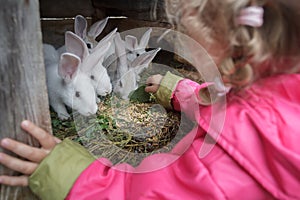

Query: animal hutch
<box><xmin>41</xmin><ymin>0</ymin><xmax>169</xmax><ymax>46</ymax></box>
<box><xmin>0</xmin><ymin>0</ymin><xmax>201</xmax><ymax>199</ymax></box>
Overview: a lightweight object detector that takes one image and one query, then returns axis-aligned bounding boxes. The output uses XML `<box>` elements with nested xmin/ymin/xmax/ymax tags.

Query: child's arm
<box><xmin>0</xmin><ymin>121</ymin><xmax>96</xmax><ymax>200</ymax></box>
<box><xmin>145</xmin><ymin>72</ymin><xmax>214</xmax><ymax>120</ymax></box>
<box><xmin>0</xmin><ymin>121</ymin><xmax>129</xmax><ymax>200</ymax></box>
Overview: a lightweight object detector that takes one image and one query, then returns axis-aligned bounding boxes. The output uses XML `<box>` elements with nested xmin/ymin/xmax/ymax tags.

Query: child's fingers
<box><xmin>146</xmin><ymin>74</ymin><xmax>163</xmax><ymax>85</ymax></box>
<box><xmin>0</xmin><ymin>138</ymin><xmax>47</xmax><ymax>163</ymax></box>
<box><xmin>0</xmin><ymin>152</ymin><xmax>38</xmax><ymax>175</ymax></box>
<box><xmin>21</xmin><ymin>120</ymin><xmax>57</xmax><ymax>150</ymax></box>
<box><xmin>54</xmin><ymin>137</ymin><xmax>62</xmax><ymax>144</ymax></box>
<box><xmin>145</xmin><ymin>84</ymin><xmax>159</xmax><ymax>93</ymax></box>
<box><xmin>0</xmin><ymin>175</ymin><xmax>29</xmax><ymax>187</ymax></box>
<box><xmin>146</xmin><ymin>76</ymin><xmax>156</xmax><ymax>86</ymax></box>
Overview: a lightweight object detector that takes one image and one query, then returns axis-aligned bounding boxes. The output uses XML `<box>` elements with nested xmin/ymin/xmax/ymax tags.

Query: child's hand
<box><xmin>0</xmin><ymin>120</ymin><xmax>61</xmax><ymax>186</ymax></box>
<box><xmin>145</xmin><ymin>74</ymin><xmax>164</xmax><ymax>93</ymax></box>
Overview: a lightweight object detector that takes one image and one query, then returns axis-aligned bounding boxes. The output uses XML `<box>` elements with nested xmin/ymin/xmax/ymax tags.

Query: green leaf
<box><xmin>129</xmin><ymin>85</ymin><xmax>151</xmax><ymax>103</ymax></box>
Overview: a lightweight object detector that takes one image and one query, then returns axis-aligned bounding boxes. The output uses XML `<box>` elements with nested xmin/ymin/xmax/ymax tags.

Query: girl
<box><xmin>1</xmin><ymin>0</ymin><xmax>300</xmax><ymax>199</ymax></box>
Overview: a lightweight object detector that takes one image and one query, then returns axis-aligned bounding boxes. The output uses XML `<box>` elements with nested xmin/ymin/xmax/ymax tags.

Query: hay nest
<box><xmin>52</xmin><ymin>61</ymin><xmax>201</xmax><ymax>166</ymax></box>
<box><xmin>52</xmin><ymin>95</ymin><xmax>194</xmax><ymax>166</ymax></box>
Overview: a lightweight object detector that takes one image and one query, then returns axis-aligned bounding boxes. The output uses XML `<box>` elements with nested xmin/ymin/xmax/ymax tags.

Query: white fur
<box><xmin>75</xmin><ymin>15</ymin><xmax>109</xmax><ymax>50</ymax></box>
<box><xmin>112</xmin><ymin>33</ymin><xmax>160</xmax><ymax>100</ymax></box>
<box><xmin>57</xmin><ymin>16</ymin><xmax>116</xmax><ymax>58</ymax></box>
<box><xmin>124</xmin><ymin>28</ymin><xmax>152</xmax><ymax>62</ymax></box>
<box><xmin>64</xmin><ymin>31</ymin><xmax>114</xmax><ymax>99</ymax></box>
<box><xmin>43</xmin><ymin>44</ymin><xmax>98</xmax><ymax>120</ymax></box>
<box><xmin>103</xmin><ymin>28</ymin><xmax>152</xmax><ymax>77</ymax></box>
<box><xmin>74</xmin><ymin>15</ymin><xmax>117</xmax><ymax>61</ymax></box>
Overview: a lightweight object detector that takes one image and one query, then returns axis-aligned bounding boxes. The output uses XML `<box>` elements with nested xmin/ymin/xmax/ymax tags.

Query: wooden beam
<box><xmin>93</xmin><ymin>0</ymin><xmax>167</xmax><ymax>21</ymax></box>
<box><xmin>40</xmin><ymin>0</ymin><xmax>94</xmax><ymax>18</ymax></box>
<box><xmin>0</xmin><ymin>0</ymin><xmax>52</xmax><ymax>199</ymax></box>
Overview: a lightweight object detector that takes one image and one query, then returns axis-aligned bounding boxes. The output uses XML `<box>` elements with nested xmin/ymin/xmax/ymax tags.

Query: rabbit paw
<box><xmin>57</xmin><ymin>112</ymin><xmax>70</xmax><ymax>120</ymax></box>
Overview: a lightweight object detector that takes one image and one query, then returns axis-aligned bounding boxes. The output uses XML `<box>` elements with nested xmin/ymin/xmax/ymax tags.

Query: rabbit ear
<box><xmin>114</xmin><ymin>33</ymin><xmax>128</xmax><ymax>77</ymax></box>
<box><xmin>94</xmin><ymin>28</ymin><xmax>117</xmax><ymax>51</ymax></box>
<box><xmin>131</xmin><ymin>48</ymin><xmax>160</xmax><ymax>74</ymax></box>
<box><xmin>74</xmin><ymin>15</ymin><xmax>87</xmax><ymax>39</ymax></box>
<box><xmin>81</xmin><ymin>42</ymin><xmax>111</xmax><ymax>73</ymax></box>
<box><xmin>58</xmin><ymin>53</ymin><xmax>81</xmax><ymax>83</ymax></box>
<box><xmin>87</xmin><ymin>17</ymin><xmax>109</xmax><ymax>39</ymax></box>
<box><xmin>125</xmin><ymin>35</ymin><xmax>138</xmax><ymax>51</ymax></box>
<box><xmin>65</xmin><ymin>31</ymin><xmax>89</xmax><ymax>61</ymax></box>
<box><xmin>139</xmin><ymin>28</ymin><xmax>152</xmax><ymax>49</ymax></box>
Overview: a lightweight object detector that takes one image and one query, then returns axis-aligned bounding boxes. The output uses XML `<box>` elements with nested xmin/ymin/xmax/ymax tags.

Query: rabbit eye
<box><xmin>136</xmin><ymin>53</ymin><xmax>140</xmax><ymax>57</ymax></box>
<box><xmin>90</xmin><ymin>75</ymin><xmax>95</xmax><ymax>80</ymax></box>
<box><xmin>75</xmin><ymin>91</ymin><xmax>80</xmax><ymax>98</ymax></box>
<box><xmin>86</xmin><ymin>43</ymin><xmax>92</xmax><ymax>49</ymax></box>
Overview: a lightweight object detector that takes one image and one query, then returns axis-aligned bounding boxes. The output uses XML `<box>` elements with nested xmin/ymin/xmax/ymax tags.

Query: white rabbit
<box><xmin>112</xmin><ymin>33</ymin><xmax>160</xmax><ymax>100</ymax></box>
<box><xmin>64</xmin><ymin>31</ymin><xmax>113</xmax><ymax>100</ymax></box>
<box><xmin>75</xmin><ymin>15</ymin><xmax>118</xmax><ymax>60</ymax></box>
<box><xmin>90</xmin><ymin>27</ymin><xmax>118</xmax><ymax>60</ymax></box>
<box><xmin>124</xmin><ymin>28</ymin><xmax>152</xmax><ymax>62</ymax></box>
<box><xmin>103</xmin><ymin>33</ymin><xmax>128</xmax><ymax>86</ymax></box>
<box><xmin>74</xmin><ymin>15</ymin><xmax>109</xmax><ymax>50</ymax></box>
<box><xmin>43</xmin><ymin>44</ymin><xmax>98</xmax><ymax>120</ymax></box>
<box><xmin>43</xmin><ymin>43</ymin><xmax>59</xmax><ymax>66</ymax></box>
<box><xmin>57</xmin><ymin>15</ymin><xmax>111</xmax><ymax>55</ymax></box>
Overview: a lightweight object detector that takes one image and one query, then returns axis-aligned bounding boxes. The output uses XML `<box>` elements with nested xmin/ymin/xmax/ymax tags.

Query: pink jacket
<box><xmin>29</xmin><ymin>72</ymin><xmax>300</xmax><ymax>200</ymax></box>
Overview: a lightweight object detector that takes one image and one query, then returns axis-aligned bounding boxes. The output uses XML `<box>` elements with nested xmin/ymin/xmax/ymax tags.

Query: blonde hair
<box><xmin>165</xmin><ymin>0</ymin><xmax>300</xmax><ymax>89</ymax></box>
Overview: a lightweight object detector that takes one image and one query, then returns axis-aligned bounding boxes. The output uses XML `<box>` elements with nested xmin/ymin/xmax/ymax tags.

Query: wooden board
<box><xmin>93</xmin><ymin>0</ymin><xmax>167</xmax><ymax>21</ymax></box>
<box><xmin>39</xmin><ymin>0</ymin><xmax>94</xmax><ymax>18</ymax></box>
<box><xmin>0</xmin><ymin>0</ymin><xmax>52</xmax><ymax>199</ymax></box>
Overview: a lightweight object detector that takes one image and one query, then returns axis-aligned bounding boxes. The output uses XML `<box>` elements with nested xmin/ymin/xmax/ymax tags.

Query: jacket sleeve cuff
<box><xmin>29</xmin><ymin>139</ymin><xmax>96</xmax><ymax>200</ymax></box>
<box><xmin>195</xmin><ymin>82</ymin><xmax>216</xmax><ymax>105</ymax></box>
<box><xmin>155</xmin><ymin>71</ymin><xmax>184</xmax><ymax>109</ymax></box>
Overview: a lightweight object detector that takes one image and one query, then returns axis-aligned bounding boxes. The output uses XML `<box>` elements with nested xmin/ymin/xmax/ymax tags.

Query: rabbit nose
<box><xmin>106</xmin><ymin>85</ymin><xmax>112</xmax><ymax>94</ymax></box>
<box><xmin>103</xmin><ymin>89</ymin><xmax>112</xmax><ymax>96</ymax></box>
<box><xmin>86</xmin><ymin>105</ymin><xmax>98</xmax><ymax>116</ymax></box>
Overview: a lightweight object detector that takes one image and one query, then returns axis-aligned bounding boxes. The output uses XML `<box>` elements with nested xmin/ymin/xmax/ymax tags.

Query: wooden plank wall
<box><xmin>39</xmin><ymin>0</ymin><xmax>94</xmax><ymax>18</ymax></box>
<box><xmin>93</xmin><ymin>0</ymin><xmax>167</xmax><ymax>22</ymax></box>
<box><xmin>40</xmin><ymin>0</ymin><xmax>94</xmax><ymax>47</ymax></box>
<box><xmin>39</xmin><ymin>0</ymin><xmax>170</xmax><ymax>48</ymax></box>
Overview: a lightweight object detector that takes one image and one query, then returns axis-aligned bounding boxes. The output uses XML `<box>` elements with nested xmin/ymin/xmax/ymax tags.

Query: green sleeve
<box><xmin>29</xmin><ymin>139</ymin><xmax>96</xmax><ymax>200</ymax></box>
<box><xmin>155</xmin><ymin>71</ymin><xmax>184</xmax><ymax>109</ymax></box>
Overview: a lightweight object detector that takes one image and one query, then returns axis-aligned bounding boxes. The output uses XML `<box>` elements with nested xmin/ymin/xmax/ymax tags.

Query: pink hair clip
<box><xmin>236</xmin><ymin>6</ymin><xmax>264</xmax><ymax>27</ymax></box>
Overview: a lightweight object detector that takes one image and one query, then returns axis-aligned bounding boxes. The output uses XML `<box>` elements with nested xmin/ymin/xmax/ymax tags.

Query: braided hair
<box><xmin>165</xmin><ymin>0</ymin><xmax>300</xmax><ymax>90</ymax></box>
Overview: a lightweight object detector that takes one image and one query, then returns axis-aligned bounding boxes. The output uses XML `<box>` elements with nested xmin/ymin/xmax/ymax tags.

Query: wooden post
<box><xmin>0</xmin><ymin>0</ymin><xmax>52</xmax><ymax>199</ymax></box>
